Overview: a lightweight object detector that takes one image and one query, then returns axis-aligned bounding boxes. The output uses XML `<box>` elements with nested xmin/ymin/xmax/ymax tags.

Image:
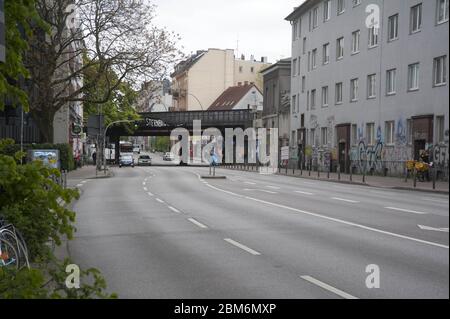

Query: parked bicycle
<box><xmin>0</xmin><ymin>217</ymin><xmax>30</xmax><ymax>269</ymax></box>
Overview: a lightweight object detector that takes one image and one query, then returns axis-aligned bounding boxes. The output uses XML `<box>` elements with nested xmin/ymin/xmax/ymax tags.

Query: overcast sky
<box><xmin>151</xmin><ymin>0</ymin><xmax>305</xmax><ymax>64</ymax></box>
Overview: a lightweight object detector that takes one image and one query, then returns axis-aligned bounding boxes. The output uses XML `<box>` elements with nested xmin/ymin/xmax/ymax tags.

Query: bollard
<box><xmin>318</xmin><ymin>167</ymin><xmax>320</xmax><ymax>179</ymax></box>
<box><xmin>308</xmin><ymin>163</ymin><xmax>311</xmax><ymax>176</ymax></box>
<box><xmin>432</xmin><ymin>166</ymin><xmax>436</xmax><ymax>190</ymax></box>
<box><xmin>413</xmin><ymin>167</ymin><xmax>417</xmax><ymax>188</ymax></box>
<box><xmin>404</xmin><ymin>162</ymin><xmax>408</xmax><ymax>183</ymax></box>
<box><xmin>349</xmin><ymin>166</ymin><xmax>352</xmax><ymax>182</ymax></box>
<box><xmin>338</xmin><ymin>165</ymin><xmax>341</xmax><ymax>181</ymax></box>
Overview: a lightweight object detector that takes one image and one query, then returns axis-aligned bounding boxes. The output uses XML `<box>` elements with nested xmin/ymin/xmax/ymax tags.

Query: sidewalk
<box><xmin>67</xmin><ymin>165</ymin><xmax>113</xmax><ymax>181</ymax></box>
<box><xmin>222</xmin><ymin>166</ymin><xmax>449</xmax><ymax>194</ymax></box>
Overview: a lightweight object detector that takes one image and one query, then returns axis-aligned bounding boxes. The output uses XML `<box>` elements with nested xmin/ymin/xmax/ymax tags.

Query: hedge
<box><xmin>0</xmin><ymin>139</ymin><xmax>75</xmax><ymax>171</ymax></box>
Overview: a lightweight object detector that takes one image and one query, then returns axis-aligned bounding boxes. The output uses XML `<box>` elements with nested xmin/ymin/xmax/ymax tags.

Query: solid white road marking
<box><xmin>188</xmin><ymin>218</ymin><xmax>208</xmax><ymax>229</ymax></box>
<box><xmin>385</xmin><ymin>207</ymin><xmax>428</xmax><ymax>215</ymax></box>
<box><xmin>266</xmin><ymin>185</ymin><xmax>281</xmax><ymax>190</ymax></box>
<box><xmin>295</xmin><ymin>190</ymin><xmax>315</xmax><ymax>196</ymax></box>
<box><xmin>420</xmin><ymin>197</ymin><xmax>449</xmax><ymax>204</ymax></box>
<box><xmin>156</xmin><ymin>198</ymin><xmax>165</xmax><ymax>204</ymax></box>
<box><xmin>224</xmin><ymin>238</ymin><xmax>261</xmax><ymax>256</ymax></box>
<box><xmin>168</xmin><ymin>206</ymin><xmax>181</xmax><ymax>213</ymax></box>
<box><xmin>143</xmin><ymin>187</ymin><xmax>148</xmax><ymax>191</ymax></box>
<box><xmin>81</xmin><ymin>180</ymin><xmax>87</xmax><ymax>184</ymax></box>
<box><xmin>142</xmin><ymin>182</ymin><xmax>146</xmax><ymax>186</ymax></box>
<box><xmin>147</xmin><ymin>192</ymin><xmax>154</xmax><ymax>196</ymax></box>
<box><xmin>76</xmin><ymin>184</ymin><xmax>83</xmax><ymax>187</ymax></box>
<box><xmin>332</xmin><ymin>197</ymin><xmax>360</xmax><ymax>203</ymax></box>
<box><xmin>418</xmin><ymin>225</ymin><xmax>449</xmax><ymax>232</ymax></box>
<box><xmin>244</xmin><ymin>181</ymin><xmax>257</xmax><ymax>185</ymax></box>
<box><xmin>303</xmin><ymin>182</ymin><xmax>318</xmax><ymax>186</ymax></box>
<box><xmin>300</xmin><ymin>276</ymin><xmax>358</xmax><ymax>299</ymax></box>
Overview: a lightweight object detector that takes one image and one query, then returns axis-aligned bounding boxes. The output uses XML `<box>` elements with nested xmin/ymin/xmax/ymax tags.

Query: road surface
<box><xmin>68</xmin><ymin>161</ymin><xmax>449</xmax><ymax>298</ymax></box>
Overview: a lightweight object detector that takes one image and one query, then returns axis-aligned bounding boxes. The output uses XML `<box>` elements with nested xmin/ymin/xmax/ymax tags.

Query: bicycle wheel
<box><xmin>0</xmin><ymin>229</ymin><xmax>21</xmax><ymax>267</ymax></box>
<box><xmin>0</xmin><ymin>238</ymin><xmax>19</xmax><ymax>269</ymax></box>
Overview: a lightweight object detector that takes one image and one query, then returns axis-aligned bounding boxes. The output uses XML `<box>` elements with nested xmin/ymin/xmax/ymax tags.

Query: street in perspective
<box><xmin>0</xmin><ymin>0</ymin><xmax>449</xmax><ymax>310</ymax></box>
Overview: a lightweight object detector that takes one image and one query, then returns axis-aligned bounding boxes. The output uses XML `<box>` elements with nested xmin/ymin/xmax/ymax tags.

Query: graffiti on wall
<box><xmin>355</xmin><ymin>141</ymin><xmax>384</xmax><ymax>170</ymax></box>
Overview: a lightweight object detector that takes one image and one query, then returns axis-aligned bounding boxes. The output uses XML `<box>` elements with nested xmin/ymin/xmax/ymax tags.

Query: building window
<box><xmin>303</xmin><ymin>37</ymin><xmax>307</xmax><ymax>54</ymax></box>
<box><xmin>337</xmin><ymin>0</ymin><xmax>345</xmax><ymax>15</ymax></box>
<box><xmin>366</xmin><ymin>123</ymin><xmax>375</xmax><ymax>145</ymax></box>
<box><xmin>368</xmin><ymin>26</ymin><xmax>378</xmax><ymax>48</ymax></box>
<box><xmin>385</xmin><ymin>121</ymin><xmax>395</xmax><ymax>145</ymax></box>
<box><xmin>292</xmin><ymin>95</ymin><xmax>297</xmax><ymax>114</ymax></box>
<box><xmin>250</xmin><ymin>67</ymin><xmax>255</xmax><ymax>73</ymax></box>
<box><xmin>336</xmin><ymin>37</ymin><xmax>344</xmax><ymax>60</ymax></box>
<box><xmin>311</xmin><ymin>89</ymin><xmax>316</xmax><ymax>109</ymax></box>
<box><xmin>293</xmin><ymin>59</ymin><xmax>297</xmax><ymax>77</ymax></box>
<box><xmin>408</xmin><ymin>63</ymin><xmax>420</xmax><ymax>91</ymax></box>
<box><xmin>307</xmin><ymin>91</ymin><xmax>310</xmax><ymax>111</ymax></box>
<box><xmin>312</xmin><ymin>49</ymin><xmax>317</xmax><ymax>69</ymax></box>
<box><xmin>434</xmin><ymin>56</ymin><xmax>447</xmax><ymax>86</ymax></box>
<box><xmin>324</xmin><ymin>0</ymin><xmax>331</xmax><ymax>21</ymax></box>
<box><xmin>321</xmin><ymin>127</ymin><xmax>328</xmax><ymax>145</ymax></box>
<box><xmin>335</xmin><ymin>82</ymin><xmax>343</xmax><ymax>104</ymax></box>
<box><xmin>436</xmin><ymin>116</ymin><xmax>445</xmax><ymax>143</ymax></box>
<box><xmin>322</xmin><ymin>86</ymin><xmax>329</xmax><ymax>107</ymax></box>
<box><xmin>386</xmin><ymin>69</ymin><xmax>396</xmax><ymax>95</ymax></box>
<box><xmin>351</xmin><ymin>30</ymin><xmax>360</xmax><ymax>54</ymax></box>
<box><xmin>323</xmin><ymin>43</ymin><xmax>330</xmax><ymax>65</ymax></box>
<box><xmin>410</xmin><ymin>3</ymin><xmax>422</xmax><ymax>33</ymax></box>
<box><xmin>298</xmin><ymin>56</ymin><xmax>301</xmax><ymax>75</ymax></box>
<box><xmin>350</xmin><ymin>78</ymin><xmax>358</xmax><ymax>101</ymax></box>
<box><xmin>293</xmin><ymin>20</ymin><xmax>298</xmax><ymax>40</ymax></box>
<box><xmin>310</xmin><ymin>128</ymin><xmax>316</xmax><ymax>146</ymax></box>
<box><xmin>312</xmin><ymin>7</ymin><xmax>319</xmax><ymax>29</ymax></box>
<box><xmin>388</xmin><ymin>14</ymin><xmax>399</xmax><ymax>41</ymax></box>
<box><xmin>367</xmin><ymin>74</ymin><xmax>377</xmax><ymax>98</ymax></box>
<box><xmin>239</xmin><ymin>66</ymin><xmax>243</xmax><ymax>73</ymax></box>
<box><xmin>302</xmin><ymin>76</ymin><xmax>306</xmax><ymax>93</ymax></box>
<box><xmin>353</xmin><ymin>0</ymin><xmax>361</xmax><ymax>6</ymax></box>
<box><xmin>351</xmin><ymin>124</ymin><xmax>358</xmax><ymax>145</ymax></box>
<box><xmin>292</xmin><ymin>130</ymin><xmax>297</xmax><ymax>145</ymax></box>
<box><xmin>437</xmin><ymin>0</ymin><xmax>449</xmax><ymax>24</ymax></box>
<box><xmin>308</xmin><ymin>51</ymin><xmax>311</xmax><ymax>71</ymax></box>
<box><xmin>407</xmin><ymin>119</ymin><xmax>413</xmax><ymax>144</ymax></box>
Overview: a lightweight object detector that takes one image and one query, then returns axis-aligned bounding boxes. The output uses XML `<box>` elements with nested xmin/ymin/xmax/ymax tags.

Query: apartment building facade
<box><xmin>261</xmin><ymin>58</ymin><xmax>292</xmax><ymax>162</ymax></box>
<box><xmin>171</xmin><ymin>49</ymin><xmax>271</xmax><ymax>111</ymax></box>
<box><xmin>286</xmin><ymin>0</ymin><xmax>449</xmax><ymax>176</ymax></box>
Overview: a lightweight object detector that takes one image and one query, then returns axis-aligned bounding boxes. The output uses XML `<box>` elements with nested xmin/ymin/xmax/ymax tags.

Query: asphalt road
<box><xmin>69</xmin><ymin>157</ymin><xmax>449</xmax><ymax>299</ymax></box>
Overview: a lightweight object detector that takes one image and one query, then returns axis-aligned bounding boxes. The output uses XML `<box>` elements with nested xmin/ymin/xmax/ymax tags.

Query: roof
<box><xmin>208</xmin><ymin>84</ymin><xmax>260</xmax><ymax>111</ymax></box>
<box><xmin>285</xmin><ymin>0</ymin><xmax>317</xmax><ymax>21</ymax></box>
<box><xmin>171</xmin><ymin>50</ymin><xmax>207</xmax><ymax>78</ymax></box>
<box><xmin>260</xmin><ymin>58</ymin><xmax>291</xmax><ymax>76</ymax></box>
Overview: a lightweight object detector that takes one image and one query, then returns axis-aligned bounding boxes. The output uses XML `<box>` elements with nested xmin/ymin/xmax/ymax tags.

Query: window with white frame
<box><xmin>350</xmin><ymin>78</ymin><xmax>358</xmax><ymax>101</ymax></box>
<box><xmin>386</xmin><ymin>69</ymin><xmax>396</xmax><ymax>95</ymax></box>
<box><xmin>292</xmin><ymin>130</ymin><xmax>297</xmax><ymax>146</ymax></box>
<box><xmin>312</xmin><ymin>49</ymin><xmax>317</xmax><ymax>69</ymax></box>
<box><xmin>385</xmin><ymin>121</ymin><xmax>395</xmax><ymax>145</ymax></box>
<box><xmin>307</xmin><ymin>91</ymin><xmax>310</xmax><ymax>110</ymax></box>
<box><xmin>437</xmin><ymin>0</ymin><xmax>449</xmax><ymax>24</ymax></box>
<box><xmin>324</xmin><ymin>0</ymin><xmax>331</xmax><ymax>21</ymax></box>
<box><xmin>368</xmin><ymin>26</ymin><xmax>378</xmax><ymax>47</ymax></box>
<box><xmin>352</xmin><ymin>30</ymin><xmax>360</xmax><ymax>53</ymax></box>
<box><xmin>337</xmin><ymin>0</ymin><xmax>345</xmax><ymax>14</ymax></box>
<box><xmin>434</xmin><ymin>56</ymin><xmax>447</xmax><ymax>86</ymax></box>
<box><xmin>367</xmin><ymin>74</ymin><xmax>377</xmax><ymax>98</ymax></box>
<box><xmin>408</xmin><ymin>63</ymin><xmax>420</xmax><ymax>91</ymax></box>
<box><xmin>311</xmin><ymin>89</ymin><xmax>316</xmax><ymax>109</ymax></box>
<box><xmin>353</xmin><ymin>0</ymin><xmax>361</xmax><ymax>6</ymax></box>
<box><xmin>436</xmin><ymin>116</ymin><xmax>445</xmax><ymax>143</ymax></box>
<box><xmin>303</xmin><ymin>37</ymin><xmax>307</xmax><ymax>54</ymax></box>
<box><xmin>410</xmin><ymin>3</ymin><xmax>422</xmax><ymax>33</ymax></box>
<box><xmin>351</xmin><ymin>124</ymin><xmax>358</xmax><ymax>145</ymax></box>
<box><xmin>321</xmin><ymin>127</ymin><xmax>328</xmax><ymax>145</ymax></box>
<box><xmin>292</xmin><ymin>95</ymin><xmax>297</xmax><ymax>113</ymax></box>
<box><xmin>388</xmin><ymin>14</ymin><xmax>399</xmax><ymax>41</ymax></box>
<box><xmin>323</xmin><ymin>43</ymin><xmax>330</xmax><ymax>64</ymax></box>
<box><xmin>322</xmin><ymin>86</ymin><xmax>329</xmax><ymax>107</ymax></box>
<box><xmin>312</xmin><ymin>7</ymin><xmax>319</xmax><ymax>29</ymax></box>
<box><xmin>366</xmin><ymin>123</ymin><xmax>375</xmax><ymax>145</ymax></box>
<box><xmin>335</xmin><ymin>82</ymin><xmax>343</xmax><ymax>104</ymax></box>
<box><xmin>302</xmin><ymin>76</ymin><xmax>306</xmax><ymax>93</ymax></box>
<box><xmin>308</xmin><ymin>51</ymin><xmax>311</xmax><ymax>71</ymax></box>
<box><xmin>293</xmin><ymin>20</ymin><xmax>298</xmax><ymax>40</ymax></box>
<box><xmin>337</xmin><ymin>37</ymin><xmax>344</xmax><ymax>60</ymax></box>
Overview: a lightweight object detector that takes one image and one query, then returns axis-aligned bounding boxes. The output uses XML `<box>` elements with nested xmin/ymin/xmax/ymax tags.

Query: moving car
<box><xmin>133</xmin><ymin>144</ymin><xmax>141</xmax><ymax>154</ymax></box>
<box><xmin>163</xmin><ymin>152</ymin><xmax>175</xmax><ymax>161</ymax></box>
<box><xmin>138</xmin><ymin>155</ymin><xmax>152</xmax><ymax>166</ymax></box>
<box><xmin>119</xmin><ymin>155</ymin><xmax>134</xmax><ymax>168</ymax></box>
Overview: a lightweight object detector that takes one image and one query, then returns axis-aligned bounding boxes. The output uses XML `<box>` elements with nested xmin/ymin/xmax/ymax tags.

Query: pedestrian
<box><xmin>92</xmin><ymin>152</ymin><xmax>97</xmax><ymax>165</ymax></box>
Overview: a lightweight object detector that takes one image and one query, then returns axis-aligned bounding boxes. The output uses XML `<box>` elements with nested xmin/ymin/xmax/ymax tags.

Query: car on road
<box><xmin>119</xmin><ymin>155</ymin><xmax>134</xmax><ymax>168</ymax></box>
<box><xmin>163</xmin><ymin>152</ymin><xmax>175</xmax><ymax>161</ymax></box>
<box><xmin>138</xmin><ymin>155</ymin><xmax>152</xmax><ymax>166</ymax></box>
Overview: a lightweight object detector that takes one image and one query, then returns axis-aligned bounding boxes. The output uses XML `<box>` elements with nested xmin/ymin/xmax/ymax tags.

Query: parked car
<box><xmin>163</xmin><ymin>152</ymin><xmax>175</xmax><ymax>161</ymax></box>
<box><xmin>138</xmin><ymin>155</ymin><xmax>152</xmax><ymax>166</ymax></box>
<box><xmin>119</xmin><ymin>155</ymin><xmax>134</xmax><ymax>168</ymax></box>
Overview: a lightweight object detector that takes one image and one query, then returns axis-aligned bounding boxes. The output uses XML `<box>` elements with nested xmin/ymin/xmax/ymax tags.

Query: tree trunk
<box><xmin>30</xmin><ymin>108</ymin><xmax>55</xmax><ymax>144</ymax></box>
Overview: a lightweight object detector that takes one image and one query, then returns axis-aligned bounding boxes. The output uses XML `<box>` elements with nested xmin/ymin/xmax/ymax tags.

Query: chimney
<box><xmin>241</xmin><ymin>54</ymin><xmax>245</xmax><ymax>60</ymax></box>
<box><xmin>244</xmin><ymin>81</ymin><xmax>249</xmax><ymax>86</ymax></box>
<box><xmin>261</xmin><ymin>56</ymin><xmax>268</xmax><ymax>63</ymax></box>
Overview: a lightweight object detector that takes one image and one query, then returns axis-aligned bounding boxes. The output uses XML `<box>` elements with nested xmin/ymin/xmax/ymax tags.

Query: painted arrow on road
<box><xmin>418</xmin><ymin>225</ymin><xmax>449</xmax><ymax>232</ymax></box>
